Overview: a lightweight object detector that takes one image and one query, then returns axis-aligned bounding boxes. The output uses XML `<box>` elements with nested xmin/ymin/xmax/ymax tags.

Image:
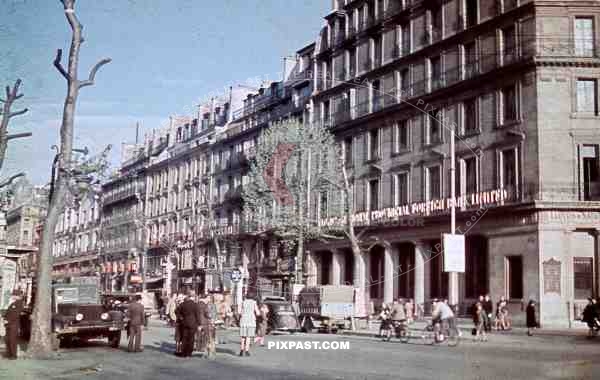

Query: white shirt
<box><xmin>432</xmin><ymin>302</ymin><xmax>454</xmax><ymax>320</ymax></box>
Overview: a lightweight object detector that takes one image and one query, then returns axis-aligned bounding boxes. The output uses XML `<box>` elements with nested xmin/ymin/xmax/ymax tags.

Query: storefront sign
<box><xmin>543</xmin><ymin>258</ymin><xmax>561</xmax><ymax>295</ymax></box>
<box><xmin>443</xmin><ymin>234</ymin><xmax>465</xmax><ymax>273</ymax></box>
<box><xmin>319</xmin><ymin>188</ymin><xmax>510</xmax><ymax>228</ymax></box>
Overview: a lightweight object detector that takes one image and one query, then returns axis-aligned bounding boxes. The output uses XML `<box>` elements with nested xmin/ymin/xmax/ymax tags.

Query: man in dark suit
<box><xmin>127</xmin><ymin>294</ymin><xmax>145</xmax><ymax>353</ymax></box>
<box><xmin>175</xmin><ymin>291</ymin><xmax>201</xmax><ymax>357</ymax></box>
<box><xmin>3</xmin><ymin>291</ymin><xmax>23</xmax><ymax>360</ymax></box>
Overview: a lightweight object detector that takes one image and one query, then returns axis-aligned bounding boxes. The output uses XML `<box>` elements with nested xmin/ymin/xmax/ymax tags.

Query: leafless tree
<box><xmin>28</xmin><ymin>0</ymin><xmax>111</xmax><ymax>357</ymax></box>
<box><xmin>0</xmin><ymin>78</ymin><xmax>31</xmax><ymax>173</ymax></box>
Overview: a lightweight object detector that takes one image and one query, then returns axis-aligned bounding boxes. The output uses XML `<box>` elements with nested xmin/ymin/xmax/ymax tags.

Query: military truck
<box><xmin>298</xmin><ymin>285</ymin><xmax>355</xmax><ymax>333</ymax></box>
<box><xmin>51</xmin><ymin>276</ymin><xmax>125</xmax><ymax>348</ymax></box>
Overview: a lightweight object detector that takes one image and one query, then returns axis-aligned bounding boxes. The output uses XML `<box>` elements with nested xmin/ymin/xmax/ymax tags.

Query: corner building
<box><xmin>307</xmin><ymin>0</ymin><xmax>600</xmax><ymax>327</ymax></box>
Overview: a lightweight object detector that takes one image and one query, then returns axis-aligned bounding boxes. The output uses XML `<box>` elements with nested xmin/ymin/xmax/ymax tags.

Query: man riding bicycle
<box><xmin>431</xmin><ymin>299</ymin><xmax>460</xmax><ymax>342</ymax></box>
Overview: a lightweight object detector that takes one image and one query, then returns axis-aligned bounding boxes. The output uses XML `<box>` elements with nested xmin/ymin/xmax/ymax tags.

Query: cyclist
<box><xmin>378</xmin><ymin>304</ymin><xmax>392</xmax><ymax>338</ymax></box>
<box><xmin>582</xmin><ymin>297</ymin><xmax>599</xmax><ymax>337</ymax></box>
<box><xmin>431</xmin><ymin>299</ymin><xmax>460</xmax><ymax>342</ymax></box>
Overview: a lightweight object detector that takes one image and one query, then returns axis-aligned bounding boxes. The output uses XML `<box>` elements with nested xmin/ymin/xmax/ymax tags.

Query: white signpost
<box><xmin>443</xmin><ymin>233</ymin><xmax>465</xmax><ymax>273</ymax></box>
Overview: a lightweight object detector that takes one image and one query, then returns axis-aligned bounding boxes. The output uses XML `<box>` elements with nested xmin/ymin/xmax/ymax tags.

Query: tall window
<box><xmin>426</xmin><ymin>165</ymin><xmax>442</xmax><ymax>200</ymax></box>
<box><xmin>368</xmin><ymin>178</ymin><xmax>380</xmax><ymax>210</ymax></box>
<box><xmin>463</xmin><ymin>97</ymin><xmax>478</xmax><ymax>133</ymax></box>
<box><xmin>400</xmin><ymin>68</ymin><xmax>410</xmax><ymax>98</ymax></box>
<box><xmin>368</xmin><ymin>128</ymin><xmax>380</xmax><ymax>160</ymax></box>
<box><xmin>502</xmin><ymin>84</ymin><xmax>517</xmax><ymax>123</ymax></box>
<box><xmin>506</xmin><ymin>256</ymin><xmax>523</xmax><ymax>299</ymax></box>
<box><xmin>431</xmin><ymin>6</ymin><xmax>443</xmax><ymax>42</ymax></box>
<box><xmin>393</xmin><ymin>172</ymin><xmax>409</xmax><ymax>206</ymax></box>
<box><xmin>394</xmin><ymin>120</ymin><xmax>410</xmax><ymax>152</ymax></box>
<box><xmin>580</xmin><ymin>145</ymin><xmax>600</xmax><ymax>201</ymax></box>
<box><xmin>502</xmin><ymin>25</ymin><xmax>516</xmax><ymax>64</ymax></box>
<box><xmin>466</xmin><ymin>0</ymin><xmax>478</xmax><ymax>28</ymax></box>
<box><xmin>575</xmin><ymin>17</ymin><xmax>595</xmax><ymax>57</ymax></box>
<box><xmin>430</xmin><ymin>55</ymin><xmax>442</xmax><ymax>91</ymax></box>
<box><xmin>500</xmin><ymin>148</ymin><xmax>518</xmax><ymax>191</ymax></box>
<box><xmin>343</xmin><ymin>137</ymin><xmax>353</xmax><ymax>166</ymax></box>
<box><xmin>401</xmin><ymin>22</ymin><xmax>410</xmax><ymax>56</ymax></box>
<box><xmin>427</xmin><ymin>109</ymin><xmax>442</xmax><ymax>144</ymax></box>
<box><xmin>574</xmin><ymin>257</ymin><xmax>594</xmax><ymax>299</ymax></box>
<box><xmin>319</xmin><ymin>191</ymin><xmax>328</xmax><ymax>218</ymax></box>
<box><xmin>576</xmin><ymin>79</ymin><xmax>597</xmax><ymax>114</ymax></box>
<box><xmin>464</xmin><ymin>42</ymin><xmax>477</xmax><ymax>79</ymax></box>
<box><xmin>461</xmin><ymin>156</ymin><xmax>478</xmax><ymax>195</ymax></box>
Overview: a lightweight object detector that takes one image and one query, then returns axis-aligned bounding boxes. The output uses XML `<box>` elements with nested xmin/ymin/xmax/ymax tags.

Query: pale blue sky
<box><xmin>0</xmin><ymin>0</ymin><xmax>328</xmax><ymax>185</ymax></box>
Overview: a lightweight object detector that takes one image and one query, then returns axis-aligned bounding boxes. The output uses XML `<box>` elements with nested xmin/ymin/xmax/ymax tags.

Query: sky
<box><xmin>0</xmin><ymin>0</ymin><xmax>329</xmax><ymax>185</ymax></box>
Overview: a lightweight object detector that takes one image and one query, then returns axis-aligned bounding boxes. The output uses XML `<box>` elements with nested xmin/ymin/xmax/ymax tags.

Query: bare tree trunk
<box><xmin>0</xmin><ymin>79</ymin><xmax>29</xmax><ymax>172</ymax></box>
<box><xmin>28</xmin><ymin>0</ymin><xmax>110</xmax><ymax>357</ymax></box>
<box><xmin>341</xmin><ymin>165</ymin><xmax>362</xmax><ymax>290</ymax></box>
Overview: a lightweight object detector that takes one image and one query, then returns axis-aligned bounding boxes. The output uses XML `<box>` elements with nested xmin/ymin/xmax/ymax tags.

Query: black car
<box><xmin>262</xmin><ymin>297</ymin><xmax>300</xmax><ymax>334</ymax></box>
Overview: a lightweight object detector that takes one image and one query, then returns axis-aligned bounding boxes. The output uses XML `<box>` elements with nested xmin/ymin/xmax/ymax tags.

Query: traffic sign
<box><xmin>231</xmin><ymin>268</ymin><xmax>242</xmax><ymax>283</ymax></box>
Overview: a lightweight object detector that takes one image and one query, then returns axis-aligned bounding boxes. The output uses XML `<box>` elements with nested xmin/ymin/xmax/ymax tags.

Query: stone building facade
<box><xmin>303</xmin><ymin>0</ymin><xmax>600</xmax><ymax>327</ymax></box>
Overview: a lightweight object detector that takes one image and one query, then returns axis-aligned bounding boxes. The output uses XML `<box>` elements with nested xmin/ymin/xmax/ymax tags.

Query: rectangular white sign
<box><xmin>0</xmin><ymin>258</ymin><xmax>17</xmax><ymax>310</ymax></box>
<box><xmin>443</xmin><ymin>233</ymin><xmax>465</xmax><ymax>273</ymax></box>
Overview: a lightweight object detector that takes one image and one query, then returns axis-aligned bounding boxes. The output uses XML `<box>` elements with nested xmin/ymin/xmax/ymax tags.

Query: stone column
<box><xmin>384</xmin><ymin>246</ymin><xmax>394</xmax><ymax>304</ymax></box>
<box><xmin>331</xmin><ymin>250</ymin><xmax>342</xmax><ymax>286</ymax></box>
<box><xmin>306</xmin><ymin>251</ymin><xmax>318</xmax><ymax>287</ymax></box>
<box><xmin>414</xmin><ymin>242</ymin><xmax>429</xmax><ymax>308</ymax></box>
<box><xmin>392</xmin><ymin>245</ymin><xmax>400</xmax><ymax>300</ymax></box>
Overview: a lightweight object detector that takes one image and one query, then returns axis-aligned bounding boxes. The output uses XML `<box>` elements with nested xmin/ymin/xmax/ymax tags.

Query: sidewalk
<box><xmin>340</xmin><ymin>318</ymin><xmax>590</xmax><ymax>338</ymax></box>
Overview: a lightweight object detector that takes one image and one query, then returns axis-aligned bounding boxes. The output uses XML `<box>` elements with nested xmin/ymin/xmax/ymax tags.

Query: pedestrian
<box><xmin>167</xmin><ymin>294</ymin><xmax>177</xmax><ymax>326</ymax></box>
<box><xmin>2</xmin><ymin>291</ymin><xmax>23</xmax><ymax>360</ymax></box>
<box><xmin>526</xmin><ymin>300</ymin><xmax>538</xmax><ymax>336</ymax></box>
<box><xmin>127</xmin><ymin>294</ymin><xmax>145</xmax><ymax>353</ymax></box>
<box><xmin>405</xmin><ymin>299</ymin><xmax>414</xmax><ymax>324</ymax></box>
<box><xmin>582</xmin><ymin>297</ymin><xmax>599</xmax><ymax>337</ymax></box>
<box><xmin>175</xmin><ymin>291</ymin><xmax>202</xmax><ymax>358</ymax></box>
<box><xmin>483</xmin><ymin>294</ymin><xmax>493</xmax><ymax>333</ymax></box>
<box><xmin>254</xmin><ymin>303</ymin><xmax>269</xmax><ymax>346</ymax></box>
<box><xmin>195</xmin><ymin>294</ymin><xmax>211</xmax><ymax>354</ymax></box>
<box><xmin>378</xmin><ymin>304</ymin><xmax>391</xmax><ymax>338</ymax></box>
<box><xmin>473</xmin><ymin>302</ymin><xmax>487</xmax><ymax>342</ymax></box>
<box><xmin>239</xmin><ymin>294</ymin><xmax>259</xmax><ymax>357</ymax></box>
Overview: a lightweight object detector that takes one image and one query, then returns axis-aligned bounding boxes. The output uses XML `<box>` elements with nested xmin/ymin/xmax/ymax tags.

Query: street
<box><xmin>2</xmin><ymin>321</ymin><xmax>600</xmax><ymax>380</ymax></box>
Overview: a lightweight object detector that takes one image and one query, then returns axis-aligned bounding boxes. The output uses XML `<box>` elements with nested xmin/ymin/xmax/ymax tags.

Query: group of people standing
<box><xmin>471</xmin><ymin>294</ymin><xmax>539</xmax><ymax>340</ymax></box>
<box><xmin>165</xmin><ymin>291</ymin><xmax>212</xmax><ymax>358</ymax></box>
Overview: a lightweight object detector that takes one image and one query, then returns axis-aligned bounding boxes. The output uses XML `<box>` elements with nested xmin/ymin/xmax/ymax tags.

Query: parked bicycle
<box><xmin>421</xmin><ymin>319</ymin><xmax>460</xmax><ymax>347</ymax></box>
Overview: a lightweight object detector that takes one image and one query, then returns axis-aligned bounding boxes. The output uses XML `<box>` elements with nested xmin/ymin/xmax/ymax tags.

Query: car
<box><xmin>51</xmin><ymin>277</ymin><xmax>125</xmax><ymax>349</ymax></box>
<box><xmin>261</xmin><ymin>297</ymin><xmax>300</xmax><ymax>334</ymax></box>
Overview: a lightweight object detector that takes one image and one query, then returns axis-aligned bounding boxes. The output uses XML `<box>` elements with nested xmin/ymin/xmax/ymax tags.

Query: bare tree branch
<box><xmin>9</xmin><ymin>108</ymin><xmax>28</xmax><ymax>118</ymax></box>
<box><xmin>7</xmin><ymin>132</ymin><xmax>32</xmax><ymax>141</ymax></box>
<box><xmin>79</xmin><ymin>58</ymin><xmax>112</xmax><ymax>89</ymax></box>
<box><xmin>53</xmin><ymin>49</ymin><xmax>69</xmax><ymax>80</ymax></box>
<box><xmin>0</xmin><ymin>172</ymin><xmax>25</xmax><ymax>188</ymax></box>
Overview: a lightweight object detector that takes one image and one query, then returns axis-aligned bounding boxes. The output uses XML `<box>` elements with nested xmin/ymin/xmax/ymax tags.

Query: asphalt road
<box><xmin>2</xmin><ymin>321</ymin><xmax>600</xmax><ymax>380</ymax></box>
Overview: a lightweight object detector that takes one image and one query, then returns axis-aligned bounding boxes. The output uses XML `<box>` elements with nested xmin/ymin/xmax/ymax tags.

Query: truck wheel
<box><xmin>108</xmin><ymin>331</ymin><xmax>121</xmax><ymax>348</ymax></box>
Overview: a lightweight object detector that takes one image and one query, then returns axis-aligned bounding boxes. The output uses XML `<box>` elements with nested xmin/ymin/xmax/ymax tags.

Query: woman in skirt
<box><xmin>239</xmin><ymin>294</ymin><xmax>259</xmax><ymax>357</ymax></box>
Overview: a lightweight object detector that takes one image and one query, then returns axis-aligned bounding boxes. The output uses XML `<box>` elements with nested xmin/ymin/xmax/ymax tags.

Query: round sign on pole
<box><xmin>231</xmin><ymin>268</ymin><xmax>242</xmax><ymax>283</ymax></box>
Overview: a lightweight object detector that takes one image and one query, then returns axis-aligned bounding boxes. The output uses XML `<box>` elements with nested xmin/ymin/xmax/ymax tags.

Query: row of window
<box><xmin>319</xmin><ymin>146</ymin><xmax>518</xmax><ymax>217</ymax></box>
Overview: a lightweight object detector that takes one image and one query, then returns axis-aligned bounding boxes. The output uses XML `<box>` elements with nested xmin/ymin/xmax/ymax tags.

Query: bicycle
<box><xmin>421</xmin><ymin>319</ymin><xmax>460</xmax><ymax>347</ymax></box>
<box><xmin>381</xmin><ymin>320</ymin><xmax>410</xmax><ymax>343</ymax></box>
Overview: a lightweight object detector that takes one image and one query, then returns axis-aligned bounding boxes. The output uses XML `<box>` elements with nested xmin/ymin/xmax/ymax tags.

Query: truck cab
<box><xmin>51</xmin><ymin>277</ymin><xmax>125</xmax><ymax>348</ymax></box>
